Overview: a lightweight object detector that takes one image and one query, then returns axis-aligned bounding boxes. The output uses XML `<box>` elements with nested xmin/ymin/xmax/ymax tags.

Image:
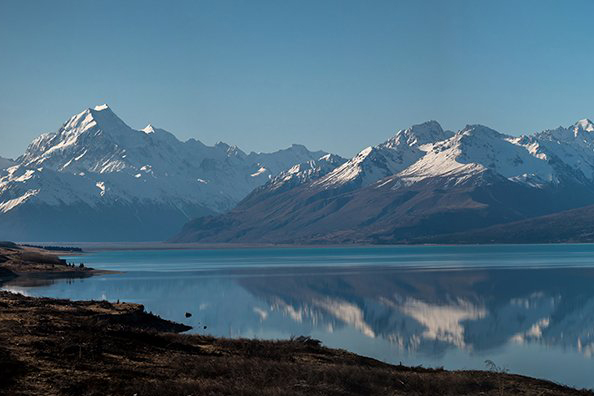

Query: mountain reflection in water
<box><xmin>5</xmin><ymin>264</ymin><xmax>594</xmax><ymax>389</ymax></box>
<box><xmin>235</xmin><ymin>267</ymin><xmax>594</xmax><ymax>357</ymax></box>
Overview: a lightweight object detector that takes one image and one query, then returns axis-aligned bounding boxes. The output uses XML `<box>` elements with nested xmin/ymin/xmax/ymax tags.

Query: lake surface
<box><xmin>4</xmin><ymin>244</ymin><xmax>594</xmax><ymax>389</ymax></box>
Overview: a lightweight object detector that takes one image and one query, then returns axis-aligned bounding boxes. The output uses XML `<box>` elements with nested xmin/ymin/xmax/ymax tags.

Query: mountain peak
<box><xmin>62</xmin><ymin>105</ymin><xmax>130</xmax><ymax>136</ymax></box>
<box><xmin>459</xmin><ymin>124</ymin><xmax>502</xmax><ymax>136</ymax></box>
<box><xmin>93</xmin><ymin>104</ymin><xmax>110</xmax><ymax>111</ymax></box>
<box><xmin>574</xmin><ymin>118</ymin><xmax>594</xmax><ymax>132</ymax></box>
<box><xmin>18</xmin><ymin>105</ymin><xmax>134</xmax><ymax>167</ymax></box>
<box><xmin>318</xmin><ymin>153</ymin><xmax>345</xmax><ymax>163</ymax></box>
<box><xmin>388</xmin><ymin>120</ymin><xmax>450</xmax><ymax>148</ymax></box>
<box><xmin>142</xmin><ymin>124</ymin><xmax>156</xmax><ymax>134</ymax></box>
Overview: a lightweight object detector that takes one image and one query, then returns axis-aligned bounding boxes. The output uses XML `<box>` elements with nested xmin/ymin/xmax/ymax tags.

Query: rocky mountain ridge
<box><xmin>175</xmin><ymin>118</ymin><xmax>594</xmax><ymax>244</ymax></box>
<box><xmin>0</xmin><ymin>105</ymin><xmax>329</xmax><ymax>241</ymax></box>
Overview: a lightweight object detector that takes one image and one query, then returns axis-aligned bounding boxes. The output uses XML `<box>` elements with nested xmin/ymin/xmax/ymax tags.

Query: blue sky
<box><xmin>1</xmin><ymin>0</ymin><xmax>594</xmax><ymax>158</ymax></box>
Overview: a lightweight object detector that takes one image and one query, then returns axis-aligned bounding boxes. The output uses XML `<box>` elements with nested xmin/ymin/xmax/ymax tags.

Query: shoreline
<box><xmin>0</xmin><ymin>244</ymin><xmax>120</xmax><ymax>288</ymax></box>
<box><xmin>1</xmin><ymin>290</ymin><xmax>591</xmax><ymax>396</ymax></box>
<box><xmin>2</xmin><ymin>243</ymin><xmax>593</xmax><ymax>394</ymax></box>
<box><xmin>16</xmin><ymin>241</ymin><xmax>594</xmax><ymax>253</ymax></box>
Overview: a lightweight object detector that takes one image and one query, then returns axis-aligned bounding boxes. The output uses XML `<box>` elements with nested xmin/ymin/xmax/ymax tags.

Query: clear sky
<box><xmin>1</xmin><ymin>0</ymin><xmax>594</xmax><ymax>159</ymax></box>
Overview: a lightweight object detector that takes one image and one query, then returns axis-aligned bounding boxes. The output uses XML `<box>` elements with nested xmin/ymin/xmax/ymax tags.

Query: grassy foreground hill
<box><xmin>0</xmin><ymin>243</ymin><xmax>591</xmax><ymax>395</ymax></box>
<box><xmin>0</xmin><ymin>291</ymin><xmax>592</xmax><ymax>396</ymax></box>
<box><xmin>0</xmin><ymin>242</ymin><xmax>88</xmax><ymax>278</ymax></box>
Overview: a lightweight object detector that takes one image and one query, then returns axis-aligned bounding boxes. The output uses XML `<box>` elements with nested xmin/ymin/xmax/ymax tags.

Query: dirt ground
<box><xmin>0</xmin><ymin>243</ymin><xmax>113</xmax><ymax>288</ymax></box>
<box><xmin>0</xmin><ymin>290</ymin><xmax>592</xmax><ymax>396</ymax></box>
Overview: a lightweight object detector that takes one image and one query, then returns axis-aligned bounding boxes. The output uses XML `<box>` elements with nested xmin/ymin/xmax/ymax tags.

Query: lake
<box><xmin>4</xmin><ymin>244</ymin><xmax>594</xmax><ymax>390</ymax></box>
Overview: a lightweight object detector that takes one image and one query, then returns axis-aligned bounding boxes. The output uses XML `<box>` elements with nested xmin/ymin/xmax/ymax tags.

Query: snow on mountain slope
<box><xmin>175</xmin><ymin>117</ymin><xmax>594</xmax><ymax>244</ymax></box>
<box><xmin>0</xmin><ymin>105</ymin><xmax>328</xmax><ymax>241</ymax></box>
<box><xmin>6</xmin><ymin>104</ymin><xmax>327</xmax><ymax>210</ymax></box>
<box><xmin>318</xmin><ymin>119</ymin><xmax>594</xmax><ymax>192</ymax></box>
<box><xmin>314</xmin><ymin>121</ymin><xmax>454</xmax><ymax>189</ymax></box>
<box><xmin>231</xmin><ymin>154</ymin><xmax>347</xmax><ymax>213</ymax></box>
<box><xmin>395</xmin><ymin>125</ymin><xmax>555</xmax><ymax>188</ymax></box>
<box><xmin>264</xmin><ymin>154</ymin><xmax>347</xmax><ymax>192</ymax></box>
<box><xmin>526</xmin><ymin>119</ymin><xmax>594</xmax><ymax>182</ymax></box>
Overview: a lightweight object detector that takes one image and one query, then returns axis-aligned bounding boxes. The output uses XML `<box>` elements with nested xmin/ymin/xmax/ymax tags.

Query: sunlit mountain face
<box><xmin>0</xmin><ymin>105</ymin><xmax>330</xmax><ymax>241</ymax></box>
<box><xmin>175</xmin><ymin>119</ymin><xmax>594</xmax><ymax>244</ymax></box>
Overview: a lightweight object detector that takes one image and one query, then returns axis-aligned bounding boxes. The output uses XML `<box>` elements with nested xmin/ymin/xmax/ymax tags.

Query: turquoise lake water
<box><xmin>4</xmin><ymin>244</ymin><xmax>594</xmax><ymax>389</ymax></box>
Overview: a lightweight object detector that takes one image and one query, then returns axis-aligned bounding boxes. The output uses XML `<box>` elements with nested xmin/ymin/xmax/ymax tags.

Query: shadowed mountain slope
<box><xmin>175</xmin><ymin>120</ymin><xmax>594</xmax><ymax>244</ymax></box>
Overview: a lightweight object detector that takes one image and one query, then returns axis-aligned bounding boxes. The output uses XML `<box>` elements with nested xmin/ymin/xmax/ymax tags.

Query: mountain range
<box><xmin>4</xmin><ymin>106</ymin><xmax>594</xmax><ymax>244</ymax></box>
<box><xmin>174</xmin><ymin>119</ymin><xmax>594</xmax><ymax>244</ymax></box>
<box><xmin>0</xmin><ymin>105</ymin><xmax>327</xmax><ymax>241</ymax></box>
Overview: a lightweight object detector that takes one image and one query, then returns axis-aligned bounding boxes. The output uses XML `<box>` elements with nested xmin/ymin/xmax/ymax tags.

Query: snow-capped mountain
<box><xmin>323</xmin><ymin>120</ymin><xmax>594</xmax><ymax>191</ymax></box>
<box><xmin>314</xmin><ymin>121</ymin><xmax>454</xmax><ymax>189</ymax></box>
<box><xmin>0</xmin><ymin>105</ymin><xmax>327</xmax><ymax>241</ymax></box>
<box><xmin>175</xmin><ymin>119</ymin><xmax>594</xmax><ymax>244</ymax></box>
<box><xmin>247</xmin><ymin>154</ymin><xmax>346</xmax><ymax>196</ymax></box>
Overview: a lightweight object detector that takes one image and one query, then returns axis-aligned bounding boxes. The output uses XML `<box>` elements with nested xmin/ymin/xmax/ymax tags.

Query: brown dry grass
<box><xmin>0</xmin><ymin>245</ymin><xmax>86</xmax><ymax>274</ymax></box>
<box><xmin>0</xmin><ymin>291</ymin><xmax>592</xmax><ymax>396</ymax></box>
<box><xmin>0</xmin><ymin>246</ymin><xmax>118</xmax><ymax>291</ymax></box>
